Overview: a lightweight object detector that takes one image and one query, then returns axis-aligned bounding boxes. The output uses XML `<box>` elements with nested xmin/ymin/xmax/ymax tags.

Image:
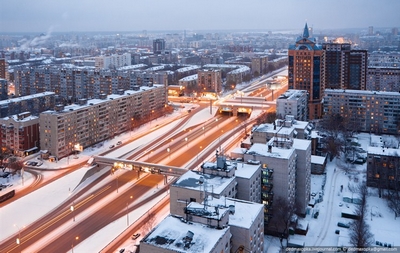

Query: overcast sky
<box><xmin>0</xmin><ymin>0</ymin><xmax>399</xmax><ymax>33</ymax></box>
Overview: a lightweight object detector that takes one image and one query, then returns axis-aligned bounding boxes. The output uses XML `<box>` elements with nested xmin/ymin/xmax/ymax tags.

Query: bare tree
<box><xmin>349</xmin><ymin>183</ymin><xmax>374</xmax><ymax>249</ymax></box>
<box><xmin>268</xmin><ymin>197</ymin><xmax>296</xmax><ymax>251</ymax></box>
<box><xmin>142</xmin><ymin>211</ymin><xmax>157</xmax><ymax>234</ymax></box>
<box><xmin>385</xmin><ymin>190</ymin><xmax>400</xmax><ymax>219</ymax></box>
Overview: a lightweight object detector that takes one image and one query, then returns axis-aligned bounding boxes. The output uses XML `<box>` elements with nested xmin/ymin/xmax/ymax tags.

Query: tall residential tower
<box><xmin>288</xmin><ymin>23</ymin><xmax>323</xmax><ymax>120</ymax></box>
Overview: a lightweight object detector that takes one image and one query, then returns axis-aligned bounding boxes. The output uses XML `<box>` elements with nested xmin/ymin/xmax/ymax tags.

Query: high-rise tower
<box><xmin>288</xmin><ymin>23</ymin><xmax>323</xmax><ymax>120</ymax></box>
<box><xmin>321</xmin><ymin>42</ymin><xmax>367</xmax><ymax>90</ymax></box>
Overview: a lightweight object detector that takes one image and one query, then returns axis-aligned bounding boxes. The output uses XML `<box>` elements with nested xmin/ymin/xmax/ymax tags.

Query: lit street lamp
<box><xmin>127</xmin><ymin>195</ymin><xmax>133</xmax><ymax>226</ymax></box>
<box><xmin>70</xmin><ymin>202</ymin><xmax>75</xmax><ymax>222</ymax></box>
<box><xmin>185</xmin><ymin>137</ymin><xmax>188</xmax><ymax>147</ymax></box>
<box><xmin>71</xmin><ymin>236</ymin><xmax>79</xmax><ymax>253</ymax></box>
<box><xmin>167</xmin><ymin>148</ymin><xmax>170</xmax><ymax>159</ymax></box>
<box><xmin>14</xmin><ymin>224</ymin><xmax>24</xmax><ymax>252</ymax></box>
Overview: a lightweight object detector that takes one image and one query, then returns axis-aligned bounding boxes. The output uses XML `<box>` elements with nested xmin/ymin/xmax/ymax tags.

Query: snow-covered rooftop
<box><xmin>173</xmin><ymin>170</ymin><xmax>236</xmax><ymax>195</ymax></box>
<box><xmin>142</xmin><ymin>215</ymin><xmax>229</xmax><ymax>252</ymax></box>
<box><xmin>247</xmin><ymin>143</ymin><xmax>294</xmax><ymax>159</ymax></box>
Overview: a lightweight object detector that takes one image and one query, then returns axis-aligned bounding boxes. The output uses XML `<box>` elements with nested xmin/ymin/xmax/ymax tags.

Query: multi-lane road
<box><xmin>0</xmin><ymin>67</ymin><xmax>288</xmax><ymax>252</ymax></box>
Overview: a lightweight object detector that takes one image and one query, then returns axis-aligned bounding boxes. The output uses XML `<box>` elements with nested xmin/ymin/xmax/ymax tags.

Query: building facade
<box><xmin>288</xmin><ymin>23</ymin><xmax>323</xmax><ymax>120</ymax></box>
<box><xmin>153</xmin><ymin>39</ymin><xmax>166</xmax><ymax>54</ymax></box>
<box><xmin>367</xmin><ymin>67</ymin><xmax>400</xmax><ymax>92</ymax></box>
<box><xmin>197</xmin><ymin>69</ymin><xmax>222</xmax><ymax>96</ymax></box>
<box><xmin>321</xmin><ymin>42</ymin><xmax>367</xmax><ymax>90</ymax></box>
<box><xmin>367</xmin><ymin>146</ymin><xmax>400</xmax><ymax>191</ymax></box>
<box><xmin>323</xmin><ymin>89</ymin><xmax>400</xmax><ymax>135</ymax></box>
<box><xmin>276</xmin><ymin>89</ymin><xmax>308</xmax><ymax>121</ymax></box>
<box><xmin>0</xmin><ymin>112</ymin><xmax>39</xmax><ymax>156</ymax></box>
<box><xmin>0</xmin><ymin>92</ymin><xmax>56</xmax><ymax>118</ymax></box>
<box><xmin>39</xmin><ymin>85</ymin><xmax>167</xmax><ymax>159</ymax></box>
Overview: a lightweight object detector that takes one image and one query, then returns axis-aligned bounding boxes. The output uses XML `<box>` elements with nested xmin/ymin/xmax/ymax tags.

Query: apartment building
<box><xmin>140</xmin><ymin>214</ymin><xmax>231</xmax><ymax>253</ymax></box>
<box><xmin>39</xmin><ymin>85</ymin><xmax>166</xmax><ymax>159</ymax></box>
<box><xmin>367</xmin><ymin>136</ymin><xmax>400</xmax><ymax>191</ymax></box>
<box><xmin>94</xmin><ymin>53</ymin><xmax>132</xmax><ymax>69</ymax></box>
<box><xmin>0</xmin><ymin>92</ymin><xmax>56</xmax><ymax>118</ymax></box>
<box><xmin>0</xmin><ymin>112</ymin><xmax>39</xmax><ymax>156</ymax></box>
<box><xmin>288</xmin><ymin>23</ymin><xmax>323</xmax><ymax>120</ymax></box>
<box><xmin>323</xmin><ymin>89</ymin><xmax>400</xmax><ymax>135</ymax></box>
<box><xmin>251</xmin><ymin>55</ymin><xmax>268</xmax><ymax>76</ymax></box>
<box><xmin>367</xmin><ymin>67</ymin><xmax>400</xmax><ymax>92</ymax></box>
<box><xmin>197</xmin><ymin>69</ymin><xmax>222</xmax><ymax>96</ymax></box>
<box><xmin>0</xmin><ymin>78</ymin><xmax>7</xmax><ymax>101</ymax></box>
<box><xmin>0</xmin><ymin>58</ymin><xmax>8</xmax><ymax>80</ymax></box>
<box><xmin>321</xmin><ymin>42</ymin><xmax>367</xmax><ymax>90</ymax></box>
<box><xmin>276</xmin><ymin>89</ymin><xmax>308</xmax><ymax>121</ymax></box>
<box><xmin>158</xmin><ymin>154</ymin><xmax>264</xmax><ymax>253</ymax></box>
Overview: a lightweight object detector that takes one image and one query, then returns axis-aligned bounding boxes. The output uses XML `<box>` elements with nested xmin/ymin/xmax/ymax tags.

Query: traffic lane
<box><xmin>34</xmin><ymin>174</ymin><xmax>163</xmax><ymax>253</ymax></box>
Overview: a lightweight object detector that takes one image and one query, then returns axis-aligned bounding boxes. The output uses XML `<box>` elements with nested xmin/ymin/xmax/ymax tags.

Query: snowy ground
<box><xmin>263</xmin><ymin>132</ymin><xmax>400</xmax><ymax>252</ymax></box>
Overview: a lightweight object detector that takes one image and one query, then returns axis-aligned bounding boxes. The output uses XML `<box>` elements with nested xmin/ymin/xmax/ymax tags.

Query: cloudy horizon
<box><xmin>0</xmin><ymin>0</ymin><xmax>399</xmax><ymax>34</ymax></box>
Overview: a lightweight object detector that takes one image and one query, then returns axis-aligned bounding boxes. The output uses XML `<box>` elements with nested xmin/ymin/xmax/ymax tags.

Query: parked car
<box><xmin>116</xmin><ymin>141</ymin><xmax>122</xmax><ymax>145</ymax></box>
<box><xmin>132</xmin><ymin>233</ymin><xmax>141</xmax><ymax>240</ymax></box>
<box><xmin>109</xmin><ymin>145</ymin><xmax>115</xmax><ymax>149</ymax></box>
<box><xmin>337</xmin><ymin>222</ymin><xmax>350</xmax><ymax>228</ymax></box>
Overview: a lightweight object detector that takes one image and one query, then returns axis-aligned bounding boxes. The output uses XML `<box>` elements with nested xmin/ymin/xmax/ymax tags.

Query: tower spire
<box><xmin>303</xmin><ymin>23</ymin><xmax>309</xmax><ymax>38</ymax></box>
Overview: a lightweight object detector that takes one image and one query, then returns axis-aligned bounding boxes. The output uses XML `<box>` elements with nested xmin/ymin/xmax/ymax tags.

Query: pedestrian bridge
<box><xmin>93</xmin><ymin>156</ymin><xmax>187</xmax><ymax>177</ymax></box>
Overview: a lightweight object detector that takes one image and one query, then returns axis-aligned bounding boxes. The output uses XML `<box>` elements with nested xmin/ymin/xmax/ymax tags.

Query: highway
<box><xmin>1</xmin><ymin>68</ymin><xmax>289</xmax><ymax>252</ymax></box>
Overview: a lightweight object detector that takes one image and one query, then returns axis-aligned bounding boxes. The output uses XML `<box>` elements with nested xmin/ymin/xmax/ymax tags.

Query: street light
<box><xmin>70</xmin><ymin>202</ymin><xmax>75</xmax><ymax>222</ymax></box>
<box><xmin>127</xmin><ymin>195</ymin><xmax>133</xmax><ymax>226</ymax></box>
<box><xmin>185</xmin><ymin>137</ymin><xmax>188</xmax><ymax>147</ymax></box>
<box><xmin>167</xmin><ymin>148</ymin><xmax>170</xmax><ymax>159</ymax></box>
<box><xmin>14</xmin><ymin>224</ymin><xmax>24</xmax><ymax>252</ymax></box>
<box><xmin>71</xmin><ymin>236</ymin><xmax>79</xmax><ymax>253</ymax></box>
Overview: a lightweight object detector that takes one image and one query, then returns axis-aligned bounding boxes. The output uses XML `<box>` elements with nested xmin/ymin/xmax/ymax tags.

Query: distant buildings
<box><xmin>94</xmin><ymin>53</ymin><xmax>132</xmax><ymax>69</ymax></box>
<box><xmin>288</xmin><ymin>23</ymin><xmax>323</xmax><ymax>120</ymax></box>
<box><xmin>323</xmin><ymin>89</ymin><xmax>400</xmax><ymax>135</ymax></box>
<box><xmin>0</xmin><ymin>58</ymin><xmax>8</xmax><ymax>80</ymax></box>
<box><xmin>153</xmin><ymin>39</ymin><xmax>166</xmax><ymax>54</ymax></box>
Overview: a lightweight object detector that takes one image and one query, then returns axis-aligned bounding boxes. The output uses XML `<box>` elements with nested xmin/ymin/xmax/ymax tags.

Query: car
<box><xmin>311</xmin><ymin>192</ymin><xmax>316</xmax><ymax>197</ymax></box>
<box><xmin>337</xmin><ymin>222</ymin><xmax>350</xmax><ymax>228</ymax></box>
<box><xmin>109</xmin><ymin>145</ymin><xmax>115</xmax><ymax>149</ymax></box>
<box><xmin>30</xmin><ymin>161</ymin><xmax>38</xmax><ymax>166</ymax></box>
<box><xmin>36</xmin><ymin>162</ymin><xmax>43</xmax><ymax>167</ymax></box>
<box><xmin>339</xmin><ymin>202</ymin><xmax>343</xmax><ymax>207</ymax></box>
<box><xmin>132</xmin><ymin>233</ymin><xmax>141</xmax><ymax>240</ymax></box>
<box><xmin>116</xmin><ymin>141</ymin><xmax>122</xmax><ymax>145</ymax></box>
<box><xmin>24</xmin><ymin>161</ymin><xmax>32</xmax><ymax>166</ymax></box>
<box><xmin>335</xmin><ymin>229</ymin><xmax>340</xmax><ymax>234</ymax></box>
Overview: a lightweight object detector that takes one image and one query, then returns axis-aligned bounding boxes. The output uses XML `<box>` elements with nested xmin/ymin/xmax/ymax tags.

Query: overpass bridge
<box><xmin>93</xmin><ymin>156</ymin><xmax>188</xmax><ymax>178</ymax></box>
<box><xmin>217</xmin><ymin>96</ymin><xmax>275</xmax><ymax>116</ymax></box>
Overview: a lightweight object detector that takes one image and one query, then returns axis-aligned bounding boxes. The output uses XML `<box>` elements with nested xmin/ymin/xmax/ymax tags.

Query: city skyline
<box><xmin>0</xmin><ymin>0</ymin><xmax>399</xmax><ymax>34</ymax></box>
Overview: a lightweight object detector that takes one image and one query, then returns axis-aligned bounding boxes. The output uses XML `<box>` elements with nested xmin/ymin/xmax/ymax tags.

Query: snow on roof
<box><xmin>367</xmin><ymin>146</ymin><xmax>400</xmax><ymax>157</ymax></box>
<box><xmin>41</xmin><ymin>86</ymin><xmax>162</xmax><ymax>114</ymax></box>
<box><xmin>311</xmin><ymin>155</ymin><xmax>326</xmax><ymax>165</ymax></box>
<box><xmin>143</xmin><ymin>215</ymin><xmax>229</xmax><ymax>252</ymax></box>
<box><xmin>292</xmin><ymin>139</ymin><xmax>310</xmax><ymax>151</ymax></box>
<box><xmin>117</xmin><ymin>64</ymin><xmax>147</xmax><ymax>71</ymax></box>
<box><xmin>176</xmin><ymin>65</ymin><xmax>200</xmax><ymax>73</ymax></box>
<box><xmin>179</xmin><ymin>74</ymin><xmax>198</xmax><ymax>82</ymax></box>
<box><xmin>232</xmin><ymin>162</ymin><xmax>260</xmax><ymax>179</ymax></box>
<box><xmin>207</xmin><ymin>197</ymin><xmax>263</xmax><ymax>229</ymax></box>
<box><xmin>174</xmin><ymin>170</ymin><xmax>235</xmax><ymax>195</ymax></box>
<box><xmin>0</xmin><ymin>92</ymin><xmax>55</xmax><ymax>106</ymax></box>
<box><xmin>247</xmin><ymin>143</ymin><xmax>294</xmax><ymax>159</ymax></box>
